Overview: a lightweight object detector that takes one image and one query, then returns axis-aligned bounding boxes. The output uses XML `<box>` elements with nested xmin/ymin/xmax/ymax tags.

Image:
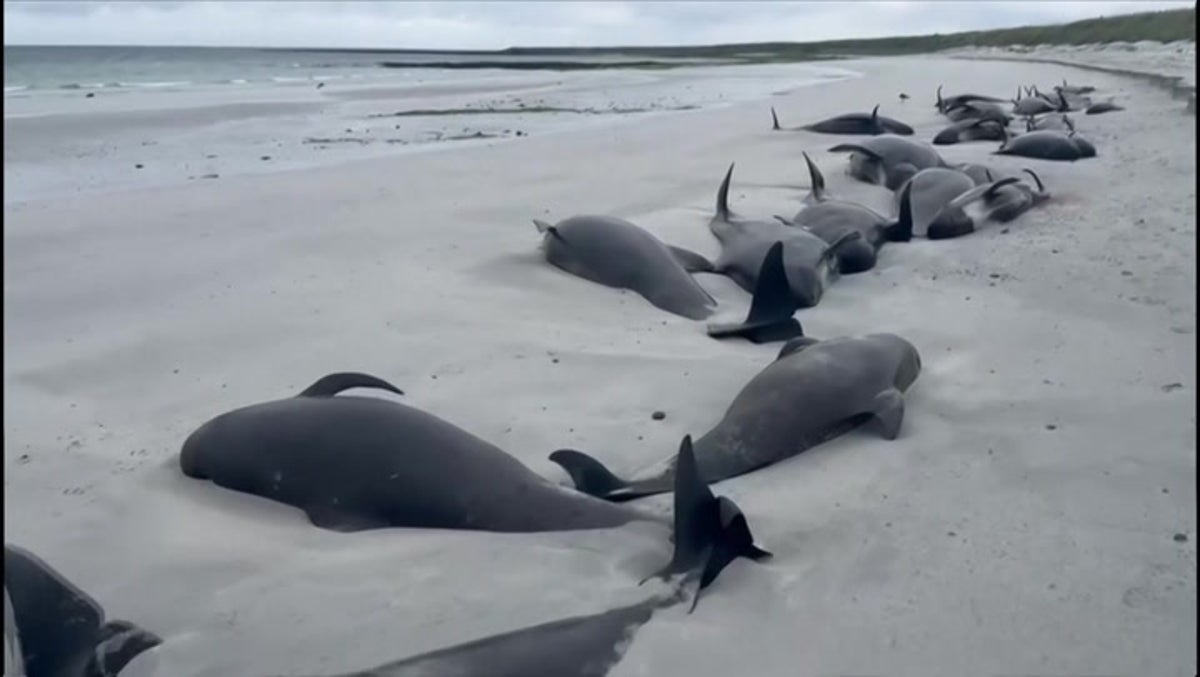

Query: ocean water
<box><xmin>2</xmin><ymin>45</ymin><xmax>709</xmax><ymax>95</ymax></box>
<box><xmin>3</xmin><ymin>45</ymin><xmax>854</xmax><ymax>203</ymax></box>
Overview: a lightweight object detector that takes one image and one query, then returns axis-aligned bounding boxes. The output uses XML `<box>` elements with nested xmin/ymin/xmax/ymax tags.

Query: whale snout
<box><xmin>178</xmin><ymin>423</ymin><xmax>212</xmax><ymax>479</ymax></box>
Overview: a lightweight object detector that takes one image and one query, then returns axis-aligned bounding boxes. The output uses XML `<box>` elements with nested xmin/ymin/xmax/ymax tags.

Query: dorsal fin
<box><xmin>547</xmin><ymin>449</ymin><xmax>629</xmax><ymax>499</ymax></box>
<box><xmin>297</xmin><ymin>372</ymin><xmax>405</xmax><ymax>398</ymax></box>
<box><xmin>545</xmin><ymin>225</ymin><xmax>567</xmax><ymax>243</ymax></box>
<box><xmin>802</xmin><ymin>152</ymin><xmax>825</xmax><ymax>202</ymax></box>
<box><xmin>532</xmin><ymin>218</ymin><xmax>554</xmax><ymax>234</ymax></box>
<box><xmin>1022</xmin><ymin>168</ymin><xmax>1045</xmax><ymax>193</ymax></box>
<box><xmin>956</xmin><ymin>176</ymin><xmax>1022</xmax><ymax>209</ymax></box>
<box><xmin>870</xmin><ymin>104</ymin><xmax>880</xmax><ymax>128</ymax></box>
<box><xmin>884</xmin><ymin>181</ymin><xmax>914</xmax><ymax>242</ymax></box>
<box><xmin>818</xmin><ymin>230</ymin><xmax>863</xmax><ymax>266</ymax></box>
<box><xmin>770</xmin><ymin>107</ymin><xmax>781</xmax><ymax>131</ymax></box>
<box><xmin>827</xmin><ymin>143</ymin><xmax>882</xmax><ymax>162</ymax></box>
<box><xmin>936</xmin><ymin>85</ymin><xmax>944</xmax><ymax>112</ymax></box>
<box><xmin>714</xmin><ymin>163</ymin><xmax>734</xmax><ymax>220</ymax></box>
<box><xmin>776</xmin><ymin>336</ymin><xmax>821</xmax><ymax>360</ymax></box>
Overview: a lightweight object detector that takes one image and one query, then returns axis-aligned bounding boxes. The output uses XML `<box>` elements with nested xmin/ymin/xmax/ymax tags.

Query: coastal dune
<box><xmin>3</xmin><ymin>54</ymin><xmax>1196</xmax><ymax>676</ymax></box>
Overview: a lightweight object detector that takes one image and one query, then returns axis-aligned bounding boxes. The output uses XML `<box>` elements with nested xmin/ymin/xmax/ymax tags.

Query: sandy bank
<box><xmin>3</xmin><ymin>55</ymin><xmax>1196</xmax><ymax>676</ymax></box>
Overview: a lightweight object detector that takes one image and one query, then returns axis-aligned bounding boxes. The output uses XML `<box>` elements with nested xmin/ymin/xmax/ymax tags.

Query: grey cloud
<box><xmin>3</xmin><ymin>1</ymin><xmax>1193</xmax><ymax>49</ymax></box>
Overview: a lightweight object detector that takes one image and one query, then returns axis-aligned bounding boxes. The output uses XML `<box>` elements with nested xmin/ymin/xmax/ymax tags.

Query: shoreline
<box><xmin>3</xmin><ymin>54</ymin><xmax>1196</xmax><ymax>676</ymax></box>
<box><xmin>2</xmin><ymin>61</ymin><xmax>853</xmax><ymax>205</ymax></box>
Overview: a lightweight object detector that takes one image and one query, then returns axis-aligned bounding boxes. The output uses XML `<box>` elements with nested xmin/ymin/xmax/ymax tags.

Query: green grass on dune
<box><xmin>501</xmin><ymin>8</ymin><xmax>1196</xmax><ymax>61</ymax></box>
<box><xmin>297</xmin><ymin>8</ymin><xmax>1193</xmax><ymax>69</ymax></box>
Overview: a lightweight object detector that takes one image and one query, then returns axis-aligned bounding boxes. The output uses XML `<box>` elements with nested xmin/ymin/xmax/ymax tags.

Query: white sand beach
<box><xmin>3</xmin><ymin>50</ymin><xmax>1196</xmax><ymax>677</ymax></box>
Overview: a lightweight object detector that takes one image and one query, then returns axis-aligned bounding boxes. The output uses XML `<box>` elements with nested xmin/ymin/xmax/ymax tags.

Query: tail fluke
<box><xmin>688</xmin><ymin>497</ymin><xmax>773</xmax><ymax>612</ymax></box>
<box><xmin>548</xmin><ymin>449</ymin><xmax>635</xmax><ymax>500</ymax></box>
<box><xmin>86</xmin><ymin>620</ymin><xmax>163</xmax><ymax>677</ymax></box>
<box><xmin>297</xmin><ymin>372</ymin><xmax>405</xmax><ymax>398</ymax></box>
<box><xmin>707</xmin><ymin>241</ymin><xmax>804</xmax><ymax>344</ymax></box>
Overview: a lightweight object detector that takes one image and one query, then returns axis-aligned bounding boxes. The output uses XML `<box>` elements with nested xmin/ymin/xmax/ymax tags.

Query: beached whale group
<box><xmin>6</xmin><ymin>76</ymin><xmax>1118</xmax><ymax>677</ymax></box>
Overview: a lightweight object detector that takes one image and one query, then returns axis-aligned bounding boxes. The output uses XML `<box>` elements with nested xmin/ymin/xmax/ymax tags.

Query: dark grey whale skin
<box><xmin>534</xmin><ymin>214</ymin><xmax>718</xmax><ymax>321</ymax></box>
<box><xmin>781</xmin><ymin>152</ymin><xmax>911</xmax><ymax>274</ymax></box>
<box><xmin>706</xmin><ymin>163</ymin><xmax>851</xmax><ymax>309</ymax></box>
<box><xmin>180</xmin><ymin>373</ymin><xmax>654</xmax><ymax>533</ymax></box>
<box><xmin>828</xmin><ymin>135</ymin><xmax>948</xmax><ymax>190</ymax></box>
<box><xmin>282</xmin><ymin>440</ymin><xmax>773</xmax><ymax>677</ymax></box>
<box><xmin>4</xmin><ymin>544</ymin><xmax>162</xmax><ymax>677</ymax></box>
<box><xmin>551</xmin><ymin>333</ymin><xmax>923</xmax><ymax>502</ymax></box>
<box><xmin>771</xmin><ymin>105</ymin><xmax>914</xmax><ymax>136</ymax></box>
<box><xmin>304</xmin><ymin>594</ymin><xmax>676</xmax><ymax>677</ymax></box>
<box><xmin>994</xmin><ymin>129</ymin><xmax>1094</xmax><ymax>161</ymax></box>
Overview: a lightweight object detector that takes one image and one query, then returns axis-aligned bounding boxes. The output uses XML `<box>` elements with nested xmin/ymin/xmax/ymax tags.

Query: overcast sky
<box><xmin>4</xmin><ymin>1</ymin><xmax>1193</xmax><ymax>50</ymax></box>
